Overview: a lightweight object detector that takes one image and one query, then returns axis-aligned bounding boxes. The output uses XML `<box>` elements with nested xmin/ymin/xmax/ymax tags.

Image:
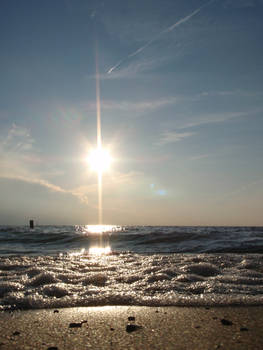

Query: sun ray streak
<box><xmin>96</xmin><ymin>45</ymin><xmax>102</xmax><ymax>150</ymax></box>
<box><xmin>95</xmin><ymin>43</ymin><xmax>103</xmax><ymax>226</ymax></box>
<box><xmin>98</xmin><ymin>171</ymin><xmax>102</xmax><ymax>226</ymax></box>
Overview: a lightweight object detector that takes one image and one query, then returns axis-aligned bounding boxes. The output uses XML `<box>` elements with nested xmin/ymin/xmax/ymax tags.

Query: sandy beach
<box><xmin>0</xmin><ymin>306</ymin><xmax>263</xmax><ymax>349</ymax></box>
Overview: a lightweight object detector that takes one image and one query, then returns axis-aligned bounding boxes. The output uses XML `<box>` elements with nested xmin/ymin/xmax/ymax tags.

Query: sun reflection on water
<box><xmin>81</xmin><ymin>225</ymin><xmax>123</xmax><ymax>234</ymax></box>
<box><xmin>88</xmin><ymin>246</ymin><xmax>111</xmax><ymax>255</ymax></box>
<box><xmin>85</xmin><ymin>225</ymin><xmax>115</xmax><ymax>234</ymax></box>
<box><xmin>68</xmin><ymin>248</ymin><xmax>85</xmax><ymax>257</ymax></box>
<box><xmin>74</xmin><ymin>225</ymin><xmax>123</xmax><ymax>256</ymax></box>
<box><xmin>86</xmin><ymin>225</ymin><xmax>115</xmax><ymax>255</ymax></box>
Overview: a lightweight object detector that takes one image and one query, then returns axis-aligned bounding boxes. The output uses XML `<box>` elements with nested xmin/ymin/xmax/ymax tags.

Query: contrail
<box><xmin>107</xmin><ymin>0</ymin><xmax>215</xmax><ymax>74</ymax></box>
<box><xmin>107</xmin><ymin>59</ymin><xmax>124</xmax><ymax>74</ymax></box>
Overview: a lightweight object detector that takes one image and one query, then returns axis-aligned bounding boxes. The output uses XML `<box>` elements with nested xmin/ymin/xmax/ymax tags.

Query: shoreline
<box><xmin>1</xmin><ymin>306</ymin><xmax>263</xmax><ymax>349</ymax></box>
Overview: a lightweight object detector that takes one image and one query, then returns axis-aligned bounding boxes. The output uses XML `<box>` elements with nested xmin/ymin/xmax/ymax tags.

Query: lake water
<box><xmin>0</xmin><ymin>225</ymin><xmax>263</xmax><ymax>310</ymax></box>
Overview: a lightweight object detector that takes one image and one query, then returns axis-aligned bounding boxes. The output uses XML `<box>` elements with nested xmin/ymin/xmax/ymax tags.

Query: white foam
<box><xmin>27</xmin><ymin>272</ymin><xmax>58</xmax><ymax>287</ymax></box>
<box><xmin>1</xmin><ymin>253</ymin><xmax>263</xmax><ymax>310</ymax></box>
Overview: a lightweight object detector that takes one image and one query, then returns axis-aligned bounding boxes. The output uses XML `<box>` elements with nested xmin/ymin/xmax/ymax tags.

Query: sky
<box><xmin>0</xmin><ymin>0</ymin><xmax>263</xmax><ymax>226</ymax></box>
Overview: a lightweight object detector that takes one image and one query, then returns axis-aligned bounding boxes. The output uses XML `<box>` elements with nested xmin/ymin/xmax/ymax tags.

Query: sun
<box><xmin>87</xmin><ymin>147</ymin><xmax>112</xmax><ymax>173</ymax></box>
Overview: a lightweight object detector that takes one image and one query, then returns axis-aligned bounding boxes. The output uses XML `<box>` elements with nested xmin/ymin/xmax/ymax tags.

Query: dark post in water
<box><xmin>29</xmin><ymin>220</ymin><xmax>34</xmax><ymax>229</ymax></box>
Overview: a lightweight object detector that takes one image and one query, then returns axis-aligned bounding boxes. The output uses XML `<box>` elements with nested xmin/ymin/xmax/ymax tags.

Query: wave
<box><xmin>0</xmin><ymin>225</ymin><xmax>263</xmax><ymax>255</ymax></box>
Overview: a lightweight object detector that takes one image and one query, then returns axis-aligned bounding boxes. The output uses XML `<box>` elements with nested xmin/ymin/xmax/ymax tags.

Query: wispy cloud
<box><xmin>101</xmin><ymin>96</ymin><xmax>178</xmax><ymax>113</ymax></box>
<box><xmin>102</xmin><ymin>58</ymin><xmax>163</xmax><ymax>80</ymax></box>
<box><xmin>76</xmin><ymin>95</ymin><xmax>179</xmax><ymax>117</ymax></box>
<box><xmin>199</xmin><ymin>90</ymin><xmax>263</xmax><ymax>98</ymax></box>
<box><xmin>0</xmin><ymin>124</ymin><xmax>89</xmax><ymax>204</ymax></box>
<box><xmin>189</xmin><ymin>154</ymin><xmax>210</xmax><ymax>161</ymax></box>
<box><xmin>172</xmin><ymin>110</ymin><xmax>259</xmax><ymax>130</ymax></box>
<box><xmin>0</xmin><ymin>124</ymin><xmax>146</xmax><ymax>207</ymax></box>
<box><xmin>157</xmin><ymin>131</ymin><xmax>195</xmax><ymax>146</ymax></box>
<box><xmin>107</xmin><ymin>0</ymin><xmax>215</xmax><ymax>75</ymax></box>
<box><xmin>2</xmin><ymin>123</ymin><xmax>34</xmax><ymax>152</ymax></box>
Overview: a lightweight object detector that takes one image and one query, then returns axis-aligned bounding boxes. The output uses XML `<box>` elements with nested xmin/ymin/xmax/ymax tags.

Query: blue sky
<box><xmin>1</xmin><ymin>0</ymin><xmax>263</xmax><ymax>225</ymax></box>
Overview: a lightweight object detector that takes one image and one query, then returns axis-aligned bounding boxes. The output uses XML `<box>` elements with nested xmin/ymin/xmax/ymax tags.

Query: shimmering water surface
<box><xmin>0</xmin><ymin>225</ymin><xmax>263</xmax><ymax>310</ymax></box>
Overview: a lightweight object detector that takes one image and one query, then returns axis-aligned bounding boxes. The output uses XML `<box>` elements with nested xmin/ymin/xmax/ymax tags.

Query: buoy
<box><xmin>29</xmin><ymin>220</ymin><xmax>34</xmax><ymax>229</ymax></box>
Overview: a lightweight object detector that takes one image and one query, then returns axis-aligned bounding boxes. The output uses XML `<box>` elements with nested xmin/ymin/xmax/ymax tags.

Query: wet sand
<box><xmin>0</xmin><ymin>306</ymin><xmax>263</xmax><ymax>349</ymax></box>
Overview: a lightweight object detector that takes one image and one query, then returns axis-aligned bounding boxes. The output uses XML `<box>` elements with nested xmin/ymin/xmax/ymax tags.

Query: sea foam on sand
<box><xmin>1</xmin><ymin>252</ymin><xmax>263</xmax><ymax>310</ymax></box>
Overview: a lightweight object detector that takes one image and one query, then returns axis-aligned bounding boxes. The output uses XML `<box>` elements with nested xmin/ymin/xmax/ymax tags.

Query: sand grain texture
<box><xmin>0</xmin><ymin>306</ymin><xmax>263</xmax><ymax>349</ymax></box>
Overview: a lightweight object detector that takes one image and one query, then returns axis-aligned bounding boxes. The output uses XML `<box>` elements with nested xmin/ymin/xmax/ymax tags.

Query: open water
<box><xmin>0</xmin><ymin>225</ymin><xmax>263</xmax><ymax>310</ymax></box>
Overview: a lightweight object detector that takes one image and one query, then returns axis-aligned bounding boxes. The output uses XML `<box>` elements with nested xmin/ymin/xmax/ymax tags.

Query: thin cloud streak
<box><xmin>198</xmin><ymin>89</ymin><xmax>263</xmax><ymax>98</ymax></box>
<box><xmin>74</xmin><ymin>96</ymin><xmax>179</xmax><ymax>116</ymax></box>
<box><xmin>0</xmin><ymin>124</ymin><xmax>90</xmax><ymax>204</ymax></box>
<box><xmin>107</xmin><ymin>0</ymin><xmax>215</xmax><ymax>74</ymax></box>
<box><xmin>100</xmin><ymin>97</ymin><xmax>178</xmax><ymax>113</ymax></box>
<box><xmin>104</xmin><ymin>58</ymin><xmax>161</xmax><ymax>78</ymax></box>
<box><xmin>0</xmin><ymin>173</ymin><xmax>90</xmax><ymax>204</ymax></box>
<box><xmin>0</xmin><ymin>124</ymin><xmax>145</xmax><ymax>207</ymax></box>
<box><xmin>157</xmin><ymin>131</ymin><xmax>195</xmax><ymax>146</ymax></box>
<box><xmin>174</xmin><ymin>110</ymin><xmax>260</xmax><ymax>130</ymax></box>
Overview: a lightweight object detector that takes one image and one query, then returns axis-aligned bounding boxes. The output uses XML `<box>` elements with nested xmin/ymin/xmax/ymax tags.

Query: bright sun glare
<box><xmin>87</xmin><ymin>147</ymin><xmax>112</xmax><ymax>173</ymax></box>
<box><xmin>89</xmin><ymin>246</ymin><xmax>111</xmax><ymax>255</ymax></box>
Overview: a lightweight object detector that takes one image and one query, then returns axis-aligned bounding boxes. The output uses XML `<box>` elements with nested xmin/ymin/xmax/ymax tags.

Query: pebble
<box><xmin>47</xmin><ymin>347</ymin><xmax>58</xmax><ymax>350</ymax></box>
<box><xmin>128</xmin><ymin>316</ymin><xmax>135</xmax><ymax>321</ymax></box>
<box><xmin>221</xmin><ymin>319</ymin><xmax>233</xmax><ymax>326</ymax></box>
<box><xmin>126</xmin><ymin>324</ymin><xmax>142</xmax><ymax>333</ymax></box>
<box><xmin>53</xmin><ymin>310</ymin><xmax>59</xmax><ymax>313</ymax></box>
<box><xmin>240</xmin><ymin>327</ymin><xmax>249</xmax><ymax>332</ymax></box>
<box><xmin>12</xmin><ymin>331</ymin><xmax>20</xmax><ymax>336</ymax></box>
<box><xmin>69</xmin><ymin>322</ymin><xmax>82</xmax><ymax>328</ymax></box>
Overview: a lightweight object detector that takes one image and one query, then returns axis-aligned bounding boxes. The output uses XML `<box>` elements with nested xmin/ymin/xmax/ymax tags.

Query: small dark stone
<box><xmin>110</xmin><ymin>327</ymin><xmax>115</xmax><ymax>331</ymax></box>
<box><xmin>195</xmin><ymin>326</ymin><xmax>201</xmax><ymax>329</ymax></box>
<box><xmin>126</xmin><ymin>324</ymin><xmax>142</xmax><ymax>333</ymax></box>
<box><xmin>155</xmin><ymin>310</ymin><xmax>159</xmax><ymax>313</ymax></box>
<box><xmin>221</xmin><ymin>318</ymin><xmax>233</xmax><ymax>326</ymax></box>
<box><xmin>128</xmin><ymin>316</ymin><xmax>135</xmax><ymax>321</ymax></box>
<box><xmin>54</xmin><ymin>310</ymin><xmax>59</xmax><ymax>313</ymax></box>
<box><xmin>69</xmin><ymin>322</ymin><xmax>82</xmax><ymax>328</ymax></box>
<box><xmin>240</xmin><ymin>327</ymin><xmax>249</xmax><ymax>332</ymax></box>
<box><xmin>47</xmin><ymin>347</ymin><xmax>58</xmax><ymax>350</ymax></box>
<box><xmin>205</xmin><ymin>307</ymin><xmax>210</xmax><ymax>310</ymax></box>
<box><xmin>213</xmin><ymin>316</ymin><xmax>218</xmax><ymax>320</ymax></box>
<box><xmin>12</xmin><ymin>331</ymin><xmax>20</xmax><ymax>336</ymax></box>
